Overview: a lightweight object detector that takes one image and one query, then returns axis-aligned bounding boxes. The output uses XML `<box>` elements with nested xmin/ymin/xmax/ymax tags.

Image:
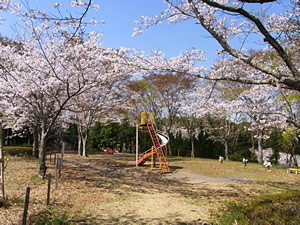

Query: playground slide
<box><xmin>137</xmin><ymin>131</ymin><xmax>169</xmax><ymax>165</ymax></box>
<box><xmin>157</xmin><ymin>132</ymin><xmax>168</xmax><ymax>147</ymax></box>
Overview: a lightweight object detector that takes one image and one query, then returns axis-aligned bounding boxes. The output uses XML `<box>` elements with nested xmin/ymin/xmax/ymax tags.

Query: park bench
<box><xmin>287</xmin><ymin>168</ymin><xmax>300</xmax><ymax>175</ymax></box>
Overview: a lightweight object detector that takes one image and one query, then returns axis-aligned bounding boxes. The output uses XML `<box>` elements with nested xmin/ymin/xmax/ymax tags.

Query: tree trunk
<box><xmin>77</xmin><ymin>134</ymin><xmax>82</xmax><ymax>156</ymax></box>
<box><xmin>191</xmin><ymin>134</ymin><xmax>195</xmax><ymax>158</ymax></box>
<box><xmin>224</xmin><ymin>140</ymin><xmax>229</xmax><ymax>160</ymax></box>
<box><xmin>131</xmin><ymin>140</ymin><xmax>134</xmax><ymax>154</ymax></box>
<box><xmin>32</xmin><ymin>127</ymin><xmax>39</xmax><ymax>158</ymax></box>
<box><xmin>167</xmin><ymin>131</ymin><xmax>172</xmax><ymax>156</ymax></box>
<box><xmin>291</xmin><ymin>147</ymin><xmax>298</xmax><ymax>167</ymax></box>
<box><xmin>257</xmin><ymin>137</ymin><xmax>263</xmax><ymax>164</ymax></box>
<box><xmin>121</xmin><ymin>143</ymin><xmax>125</xmax><ymax>153</ymax></box>
<box><xmin>38</xmin><ymin>128</ymin><xmax>47</xmax><ymax>178</ymax></box>
<box><xmin>250</xmin><ymin>132</ymin><xmax>255</xmax><ymax>154</ymax></box>
<box><xmin>128</xmin><ymin>142</ymin><xmax>131</xmax><ymax>153</ymax></box>
<box><xmin>82</xmin><ymin>135</ymin><xmax>88</xmax><ymax>157</ymax></box>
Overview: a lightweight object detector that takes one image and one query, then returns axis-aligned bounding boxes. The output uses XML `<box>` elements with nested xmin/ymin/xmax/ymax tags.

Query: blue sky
<box><xmin>1</xmin><ymin>0</ymin><xmax>288</xmax><ymax>69</ymax></box>
<box><xmin>96</xmin><ymin>0</ymin><xmax>219</xmax><ymax>64</ymax></box>
<box><xmin>0</xmin><ymin>0</ymin><xmax>220</xmax><ymax>68</ymax></box>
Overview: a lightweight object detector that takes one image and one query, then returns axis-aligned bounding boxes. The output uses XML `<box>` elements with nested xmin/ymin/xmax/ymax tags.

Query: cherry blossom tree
<box><xmin>0</xmin><ymin>31</ymin><xmax>138</xmax><ymax>177</ymax></box>
<box><xmin>134</xmin><ymin>0</ymin><xmax>299</xmax><ymax>91</ymax></box>
<box><xmin>281</xmin><ymin>126</ymin><xmax>300</xmax><ymax>166</ymax></box>
<box><xmin>125</xmin><ymin>79</ymin><xmax>163</xmax><ymax>121</ymax></box>
<box><xmin>231</xmin><ymin>84</ymin><xmax>288</xmax><ymax>163</ymax></box>
<box><xmin>177</xmin><ymin>80</ymin><xmax>216</xmax><ymax>157</ymax></box>
<box><xmin>67</xmin><ymin>76</ymin><xmax>131</xmax><ymax>157</ymax></box>
<box><xmin>185</xmin><ymin>79</ymin><xmax>244</xmax><ymax>160</ymax></box>
<box><xmin>1</xmin><ymin>0</ymin><xmax>99</xmax><ymax>39</ymax></box>
<box><xmin>125</xmin><ymin>72</ymin><xmax>197</xmax><ymax>155</ymax></box>
<box><xmin>202</xmin><ymin>96</ymin><xmax>242</xmax><ymax>161</ymax></box>
<box><xmin>200</xmin><ymin>56</ymin><xmax>299</xmax><ymax>163</ymax></box>
<box><xmin>145</xmin><ymin>72</ymin><xmax>196</xmax><ymax>154</ymax></box>
<box><xmin>278</xmin><ymin>91</ymin><xmax>300</xmax><ymax>129</ymax></box>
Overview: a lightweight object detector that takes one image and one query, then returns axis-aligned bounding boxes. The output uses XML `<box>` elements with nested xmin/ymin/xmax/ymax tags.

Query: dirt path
<box><xmin>166</xmin><ymin>170</ymin><xmax>252</xmax><ymax>183</ymax></box>
<box><xmin>54</xmin><ymin>153</ymin><xmax>251</xmax><ymax>224</ymax></box>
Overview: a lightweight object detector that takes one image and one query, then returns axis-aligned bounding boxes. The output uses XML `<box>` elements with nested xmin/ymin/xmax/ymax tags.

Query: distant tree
<box><xmin>203</xmin><ymin>114</ymin><xmax>239</xmax><ymax>160</ymax></box>
<box><xmin>177</xmin><ymin>80</ymin><xmax>215</xmax><ymax>157</ymax></box>
<box><xmin>125</xmin><ymin>79</ymin><xmax>162</xmax><ymax>120</ymax></box>
<box><xmin>145</xmin><ymin>72</ymin><xmax>196</xmax><ymax>155</ymax></box>
<box><xmin>118</xmin><ymin>119</ymin><xmax>136</xmax><ymax>153</ymax></box>
<box><xmin>89</xmin><ymin>122</ymin><xmax>104</xmax><ymax>151</ymax></box>
<box><xmin>281</xmin><ymin>127</ymin><xmax>300</xmax><ymax>166</ymax></box>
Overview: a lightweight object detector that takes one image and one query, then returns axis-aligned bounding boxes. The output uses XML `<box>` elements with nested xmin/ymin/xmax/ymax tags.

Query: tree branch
<box><xmin>238</xmin><ymin>0</ymin><xmax>276</xmax><ymax>3</ymax></box>
<box><xmin>183</xmin><ymin>0</ymin><xmax>282</xmax><ymax>79</ymax></box>
<box><xmin>201</xmin><ymin>0</ymin><xmax>299</xmax><ymax>78</ymax></box>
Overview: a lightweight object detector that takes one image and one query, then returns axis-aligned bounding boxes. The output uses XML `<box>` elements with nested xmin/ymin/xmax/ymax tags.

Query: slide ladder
<box><xmin>146</xmin><ymin>123</ymin><xmax>170</xmax><ymax>172</ymax></box>
<box><xmin>136</xmin><ymin>111</ymin><xmax>170</xmax><ymax>172</ymax></box>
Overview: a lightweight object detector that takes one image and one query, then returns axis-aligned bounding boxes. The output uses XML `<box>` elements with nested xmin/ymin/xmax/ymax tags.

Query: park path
<box><xmin>166</xmin><ymin>170</ymin><xmax>252</xmax><ymax>183</ymax></box>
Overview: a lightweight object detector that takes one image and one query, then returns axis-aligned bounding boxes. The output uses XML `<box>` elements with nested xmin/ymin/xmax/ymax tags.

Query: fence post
<box><xmin>55</xmin><ymin>158</ymin><xmax>59</xmax><ymax>189</ymax></box>
<box><xmin>22</xmin><ymin>186</ymin><xmax>30</xmax><ymax>225</ymax></box>
<box><xmin>46</xmin><ymin>174</ymin><xmax>51</xmax><ymax>205</ymax></box>
<box><xmin>61</xmin><ymin>142</ymin><xmax>65</xmax><ymax>167</ymax></box>
<box><xmin>53</xmin><ymin>153</ymin><xmax>56</xmax><ymax>165</ymax></box>
<box><xmin>58</xmin><ymin>157</ymin><xmax>62</xmax><ymax>178</ymax></box>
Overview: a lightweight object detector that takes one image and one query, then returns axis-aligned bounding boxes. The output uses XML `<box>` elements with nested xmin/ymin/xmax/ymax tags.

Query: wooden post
<box><xmin>61</xmin><ymin>142</ymin><xmax>65</xmax><ymax>167</ymax></box>
<box><xmin>0</xmin><ymin>121</ymin><xmax>4</xmax><ymax>199</ymax></box>
<box><xmin>46</xmin><ymin>174</ymin><xmax>51</xmax><ymax>205</ymax></box>
<box><xmin>151</xmin><ymin>146</ymin><xmax>154</xmax><ymax>169</ymax></box>
<box><xmin>53</xmin><ymin>153</ymin><xmax>56</xmax><ymax>165</ymax></box>
<box><xmin>22</xmin><ymin>186</ymin><xmax>30</xmax><ymax>225</ymax></box>
<box><xmin>136</xmin><ymin>125</ymin><xmax>139</xmax><ymax>168</ymax></box>
<box><xmin>55</xmin><ymin>158</ymin><xmax>58</xmax><ymax>189</ymax></box>
<box><xmin>58</xmin><ymin>157</ymin><xmax>61</xmax><ymax>178</ymax></box>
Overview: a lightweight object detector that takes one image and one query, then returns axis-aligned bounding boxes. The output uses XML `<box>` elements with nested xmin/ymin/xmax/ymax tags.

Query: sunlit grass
<box><xmin>3</xmin><ymin>146</ymin><xmax>32</xmax><ymax>157</ymax></box>
<box><xmin>169</xmin><ymin>157</ymin><xmax>296</xmax><ymax>182</ymax></box>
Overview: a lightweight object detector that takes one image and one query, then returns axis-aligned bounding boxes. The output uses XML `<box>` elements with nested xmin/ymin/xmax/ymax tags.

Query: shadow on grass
<box><xmin>71</xmin><ymin>214</ymin><xmax>207</xmax><ymax>225</ymax></box>
<box><xmin>4</xmin><ymin>146</ymin><xmax>32</xmax><ymax>158</ymax></box>
<box><xmin>62</xmin><ymin>155</ymin><xmax>244</xmax><ymax>201</ymax></box>
<box><xmin>168</xmin><ymin>165</ymin><xmax>184</xmax><ymax>172</ymax></box>
<box><xmin>0</xmin><ymin>198</ymin><xmax>11</xmax><ymax>209</ymax></box>
<box><xmin>51</xmin><ymin>154</ymin><xmax>299</xmax><ymax>225</ymax></box>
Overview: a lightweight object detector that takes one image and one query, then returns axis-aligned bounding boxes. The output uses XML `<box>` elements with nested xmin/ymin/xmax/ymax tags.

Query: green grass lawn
<box><xmin>3</xmin><ymin>146</ymin><xmax>32</xmax><ymax>157</ymax></box>
<box><xmin>169</xmin><ymin>157</ymin><xmax>296</xmax><ymax>182</ymax></box>
<box><xmin>167</xmin><ymin>157</ymin><xmax>300</xmax><ymax>224</ymax></box>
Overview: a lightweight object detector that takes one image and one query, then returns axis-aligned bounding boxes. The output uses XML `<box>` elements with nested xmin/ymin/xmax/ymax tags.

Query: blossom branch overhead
<box><xmin>133</xmin><ymin>0</ymin><xmax>300</xmax><ymax>91</ymax></box>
